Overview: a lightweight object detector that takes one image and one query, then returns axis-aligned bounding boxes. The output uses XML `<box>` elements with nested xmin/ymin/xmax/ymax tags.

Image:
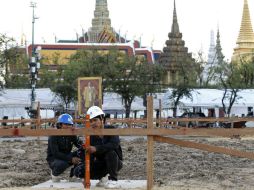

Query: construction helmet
<box><xmin>57</xmin><ymin>113</ymin><xmax>74</xmax><ymax>125</ymax></box>
<box><xmin>87</xmin><ymin>106</ymin><xmax>105</xmax><ymax>119</ymax></box>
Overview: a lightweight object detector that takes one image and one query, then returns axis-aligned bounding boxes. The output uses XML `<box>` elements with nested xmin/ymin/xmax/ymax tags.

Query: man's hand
<box><xmin>71</xmin><ymin>157</ymin><xmax>81</xmax><ymax>165</ymax></box>
<box><xmin>85</xmin><ymin>146</ymin><xmax>96</xmax><ymax>154</ymax></box>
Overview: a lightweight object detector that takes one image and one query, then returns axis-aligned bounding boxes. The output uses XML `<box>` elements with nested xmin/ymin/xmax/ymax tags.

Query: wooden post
<box><xmin>159</xmin><ymin>99</ymin><xmax>162</xmax><ymax>128</ymax></box>
<box><xmin>36</xmin><ymin>102</ymin><xmax>41</xmax><ymax>130</ymax></box>
<box><xmin>147</xmin><ymin>96</ymin><xmax>154</xmax><ymax>190</ymax></box>
<box><xmin>84</xmin><ymin>114</ymin><xmax>91</xmax><ymax>190</ymax></box>
<box><xmin>231</xmin><ymin>117</ymin><xmax>234</xmax><ymax>128</ymax></box>
<box><xmin>37</xmin><ymin>102</ymin><xmax>41</xmax><ymax>141</ymax></box>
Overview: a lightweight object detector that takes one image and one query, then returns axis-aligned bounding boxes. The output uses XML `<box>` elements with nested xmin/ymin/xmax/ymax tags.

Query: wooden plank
<box><xmin>147</xmin><ymin>96</ymin><xmax>153</xmax><ymax>190</ymax></box>
<box><xmin>154</xmin><ymin>136</ymin><xmax>254</xmax><ymax>160</ymax></box>
<box><xmin>165</xmin><ymin>117</ymin><xmax>254</xmax><ymax>122</ymax></box>
<box><xmin>2</xmin><ymin>128</ymin><xmax>254</xmax><ymax>137</ymax></box>
<box><xmin>147</xmin><ymin>136</ymin><xmax>154</xmax><ymax>190</ymax></box>
<box><xmin>0</xmin><ymin>117</ymin><xmax>253</xmax><ymax>126</ymax></box>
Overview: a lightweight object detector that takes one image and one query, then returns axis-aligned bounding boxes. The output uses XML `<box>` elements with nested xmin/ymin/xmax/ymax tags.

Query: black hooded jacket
<box><xmin>47</xmin><ymin>135</ymin><xmax>82</xmax><ymax>163</ymax></box>
<box><xmin>91</xmin><ymin>125</ymin><xmax>123</xmax><ymax>161</ymax></box>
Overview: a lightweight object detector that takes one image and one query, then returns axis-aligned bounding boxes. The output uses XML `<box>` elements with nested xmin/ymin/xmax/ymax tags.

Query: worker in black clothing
<box><xmin>47</xmin><ymin>113</ymin><xmax>83</xmax><ymax>182</ymax></box>
<box><xmin>73</xmin><ymin>106</ymin><xmax>123</xmax><ymax>189</ymax></box>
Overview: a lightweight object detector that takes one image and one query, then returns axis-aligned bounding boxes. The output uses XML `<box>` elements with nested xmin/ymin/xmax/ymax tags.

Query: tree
<box><xmin>107</xmin><ymin>55</ymin><xmax>164</xmax><ymax>118</ymax></box>
<box><xmin>62</xmin><ymin>48</ymin><xmax>164</xmax><ymax>118</ymax></box>
<box><xmin>193</xmin><ymin>50</ymin><xmax>206</xmax><ymax>88</ymax></box>
<box><xmin>38</xmin><ymin>50</ymin><xmax>80</xmax><ymax>108</ymax></box>
<box><xmin>53</xmin><ymin>83</ymin><xmax>76</xmax><ymax>111</ymax></box>
<box><xmin>167</xmin><ymin>56</ymin><xmax>197</xmax><ymax>117</ymax></box>
<box><xmin>233</xmin><ymin>52</ymin><xmax>254</xmax><ymax>88</ymax></box>
<box><xmin>218</xmin><ymin>62</ymin><xmax>243</xmax><ymax>116</ymax></box>
<box><xmin>3</xmin><ymin>47</ymin><xmax>30</xmax><ymax>88</ymax></box>
<box><xmin>0</xmin><ymin>34</ymin><xmax>29</xmax><ymax>89</ymax></box>
<box><xmin>169</xmin><ymin>86</ymin><xmax>193</xmax><ymax>117</ymax></box>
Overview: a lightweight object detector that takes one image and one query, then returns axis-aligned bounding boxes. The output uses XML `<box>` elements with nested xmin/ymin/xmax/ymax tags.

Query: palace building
<box><xmin>28</xmin><ymin>0</ymin><xmax>160</xmax><ymax>68</ymax></box>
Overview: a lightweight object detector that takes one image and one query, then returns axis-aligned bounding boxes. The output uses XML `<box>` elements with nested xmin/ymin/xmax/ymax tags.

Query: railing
<box><xmin>1</xmin><ymin>96</ymin><xmax>254</xmax><ymax>190</ymax></box>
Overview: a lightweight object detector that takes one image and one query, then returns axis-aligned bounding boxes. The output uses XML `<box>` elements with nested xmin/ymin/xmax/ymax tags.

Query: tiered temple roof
<box><xmin>87</xmin><ymin>0</ymin><xmax>115</xmax><ymax>43</ymax></box>
<box><xmin>159</xmin><ymin>0</ymin><xmax>194</xmax><ymax>85</ymax></box>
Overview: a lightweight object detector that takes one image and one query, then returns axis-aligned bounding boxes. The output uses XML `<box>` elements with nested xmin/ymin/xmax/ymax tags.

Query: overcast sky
<box><xmin>0</xmin><ymin>0</ymin><xmax>253</xmax><ymax>60</ymax></box>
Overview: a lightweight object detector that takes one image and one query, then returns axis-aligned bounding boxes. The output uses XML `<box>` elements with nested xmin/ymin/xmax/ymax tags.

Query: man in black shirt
<box><xmin>73</xmin><ymin>106</ymin><xmax>123</xmax><ymax>189</ymax></box>
<box><xmin>47</xmin><ymin>113</ymin><xmax>82</xmax><ymax>182</ymax></box>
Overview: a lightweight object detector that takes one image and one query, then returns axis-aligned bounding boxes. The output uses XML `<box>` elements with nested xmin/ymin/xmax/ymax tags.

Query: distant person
<box><xmin>20</xmin><ymin>116</ymin><xmax>25</xmax><ymax>127</ymax></box>
<box><xmin>73</xmin><ymin>106</ymin><xmax>123</xmax><ymax>189</ymax></box>
<box><xmin>2</xmin><ymin>116</ymin><xmax>8</xmax><ymax>127</ymax></box>
<box><xmin>50</xmin><ymin>111</ymin><xmax>61</xmax><ymax>128</ymax></box>
<box><xmin>46</xmin><ymin>113</ymin><xmax>83</xmax><ymax>182</ymax></box>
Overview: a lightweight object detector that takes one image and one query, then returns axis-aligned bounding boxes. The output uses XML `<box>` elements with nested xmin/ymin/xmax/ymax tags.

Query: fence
<box><xmin>1</xmin><ymin>96</ymin><xmax>254</xmax><ymax>190</ymax></box>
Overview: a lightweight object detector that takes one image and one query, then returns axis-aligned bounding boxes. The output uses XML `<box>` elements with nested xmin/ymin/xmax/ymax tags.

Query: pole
<box><xmin>147</xmin><ymin>96</ymin><xmax>154</xmax><ymax>190</ymax></box>
<box><xmin>29</xmin><ymin>2</ymin><xmax>39</xmax><ymax>119</ymax></box>
<box><xmin>30</xmin><ymin>2</ymin><xmax>36</xmax><ymax>103</ymax></box>
<box><xmin>84</xmin><ymin>114</ymin><xmax>91</xmax><ymax>189</ymax></box>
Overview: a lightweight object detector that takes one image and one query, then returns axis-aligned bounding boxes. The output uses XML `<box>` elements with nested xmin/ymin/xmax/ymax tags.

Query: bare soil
<box><xmin>1</xmin><ymin>136</ymin><xmax>254</xmax><ymax>190</ymax></box>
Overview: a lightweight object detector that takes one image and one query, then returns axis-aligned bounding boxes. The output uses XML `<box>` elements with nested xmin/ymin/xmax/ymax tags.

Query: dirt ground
<box><xmin>1</xmin><ymin>136</ymin><xmax>254</xmax><ymax>190</ymax></box>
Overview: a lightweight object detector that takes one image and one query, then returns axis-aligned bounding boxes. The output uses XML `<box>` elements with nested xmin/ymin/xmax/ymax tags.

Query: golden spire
<box><xmin>236</xmin><ymin>0</ymin><xmax>254</xmax><ymax>44</ymax></box>
<box><xmin>232</xmin><ymin>0</ymin><xmax>254</xmax><ymax>62</ymax></box>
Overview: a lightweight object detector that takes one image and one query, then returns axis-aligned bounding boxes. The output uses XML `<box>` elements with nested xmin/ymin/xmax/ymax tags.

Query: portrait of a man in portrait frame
<box><xmin>78</xmin><ymin>77</ymin><xmax>102</xmax><ymax>115</ymax></box>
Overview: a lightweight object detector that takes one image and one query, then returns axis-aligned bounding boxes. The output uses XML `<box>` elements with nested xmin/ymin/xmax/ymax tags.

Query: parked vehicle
<box><xmin>177</xmin><ymin>112</ymin><xmax>212</xmax><ymax>128</ymax></box>
<box><xmin>246</xmin><ymin>121</ymin><xmax>254</xmax><ymax>128</ymax></box>
<box><xmin>244</xmin><ymin>113</ymin><xmax>254</xmax><ymax>128</ymax></box>
<box><xmin>220</xmin><ymin>121</ymin><xmax>246</xmax><ymax>128</ymax></box>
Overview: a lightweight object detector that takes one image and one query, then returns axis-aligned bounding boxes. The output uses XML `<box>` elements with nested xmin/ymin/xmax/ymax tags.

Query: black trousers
<box><xmin>73</xmin><ymin>150</ymin><xmax>123</xmax><ymax>181</ymax></box>
<box><xmin>49</xmin><ymin>158</ymin><xmax>71</xmax><ymax>176</ymax></box>
<box><xmin>48</xmin><ymin>151</ymin><xmax>79</xmax><ymax>176</ymax></box>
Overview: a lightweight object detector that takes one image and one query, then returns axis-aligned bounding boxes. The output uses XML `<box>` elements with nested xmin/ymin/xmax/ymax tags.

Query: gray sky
<box><xmin>0</xmin><ymin>0</ymin><xmax>253</xmax><ymax>60</ymax></box>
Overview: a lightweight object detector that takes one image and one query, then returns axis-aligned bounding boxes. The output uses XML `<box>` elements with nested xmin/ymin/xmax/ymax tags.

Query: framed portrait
<box><xmin>78</xmin><ymin>77</ymin><xmax>102</xmax><ymax>115</ymax></box>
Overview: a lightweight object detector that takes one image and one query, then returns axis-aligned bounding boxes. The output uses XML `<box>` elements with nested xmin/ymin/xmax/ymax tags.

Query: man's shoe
<box><xmin>104</xmin><ymin>180</ymin><xmax>120</xmax><ymax>189</ymax></box>
<box><xmin>96</xmin><ymin>174</ymin><xmax>109</xmax><ymax>187</ymax></box>
<box><xmin>51</xmin><ymin>170</ymin><xmax>61</xmax><ymax>183</ymax></box>
<box><xmin>69</xmin><ymin>177</ymin><xmax>82</xmax><ymax>182</ymax></box>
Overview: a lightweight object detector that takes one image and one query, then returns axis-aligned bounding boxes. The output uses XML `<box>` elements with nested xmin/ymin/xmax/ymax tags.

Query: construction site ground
<box><xmin>1</xmin><ymin>136</ymin><xmax>254</xmax><ymax>190</ymax></box>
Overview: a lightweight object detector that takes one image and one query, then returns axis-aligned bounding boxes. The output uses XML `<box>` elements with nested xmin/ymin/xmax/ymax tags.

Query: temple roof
<box><xmin>159</xmin><ymin>0</ymin><xmax>194</xmax><ymax>70</ymax></box>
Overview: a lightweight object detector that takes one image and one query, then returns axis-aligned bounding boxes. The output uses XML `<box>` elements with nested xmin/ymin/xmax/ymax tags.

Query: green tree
<box><xmin>4</xmin><ymin>47</ymin><xmax>30</xmax><ymax>88</ymax></box>
<box><xmin>167</xmin><ymin>56</ymin><xmax>197</xmax><ymax>117</ymax></box>
<box><xmin>107</xmin><ymin>55</ymin><xmax>164</xmax><ymax>118</ymax></box>
<box><xmin>193</xmin><ymin>50</ymin><xmax>206</xmax><ymax>88</ymax></box>
<box><xmin>0</xmin><ymin>34</ymin><xmax>29</xmax><ymax>89</ymax></box>
<box><xmin>218</xmin><ymin>62</ymin><xmax>243</xmax><ymax>116</ymax></box>
<box><xmin>168</xmin><ymin>86</ymin><xmax>193</xmax><ymax>117</ymax></box>
<box><xmin>61</xmin><ymin>48</ymin><xmax>164</xmax><ymax>117</ymax></box>
<box><xmin>233</xmin><ymin>53</ymin><xmax>254</xmax><ymax>88</ymax></box>
<box><xmin>49</xmin><ymin>48</ymin><xmax>126</xmax><ymax>109</ymax></box>
<box><xmin>53</xmin><ymin>83</ymin><xmax>76</xmax><ymax>110</ymax></box>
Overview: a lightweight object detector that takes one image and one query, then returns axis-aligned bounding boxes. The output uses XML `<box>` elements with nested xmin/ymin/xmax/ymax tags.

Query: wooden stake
<box><xmin>159</xmin><ymin>99</ymin><xmax>162</xmax><ymax>128</ymax></box>
<box><xmin>84</xmin><ymin>115</ymin><xmax>91</xmax><ymax>190</ymax></box>
<box><xmin>147</xmin><ymin>96</ymin><xmax>154</xmax><ymax>190</ymax></box>
<box><xmin>36</xmin><ymin>102</ymin><xmax>41</xmax><ymax>141</ymax></box>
